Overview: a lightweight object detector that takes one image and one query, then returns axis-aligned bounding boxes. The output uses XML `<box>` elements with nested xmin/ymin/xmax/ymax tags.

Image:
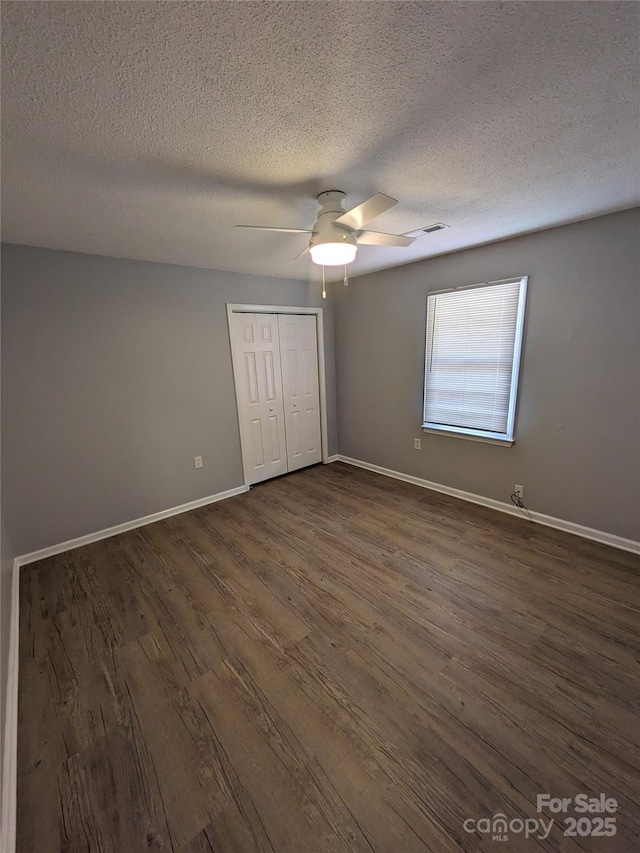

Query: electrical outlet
<box><xmin>194</xmin><ymin>456</ymin><xmax>203</xmax><ymax>469</ymax></box>
<box><xmin>414</xmin><ymin>438</ymin><xmax>422</xmax><ymax>450</ymax></box>
<box><xmin>514</xmin><ymin>484</ymin><xmax>524</xmax><ymax>499</ymax></box>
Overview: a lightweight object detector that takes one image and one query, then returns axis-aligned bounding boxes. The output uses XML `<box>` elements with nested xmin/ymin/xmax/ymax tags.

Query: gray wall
<box><xmin>1</xmin><ymin>245</ymin><xmax>337</xmax><ymax>554</ymax></box>
<box><xmin>333</xmin><ymin>208</ymin><xmax>640</xmax><ymax>542</ymax></box>
<box><xmin>3</xmin><ymin>209</ymin><xmax>638</xmax><ymax>554</ymax></box>
<box><xmin>1</xmin><ymin>515</ymin><xmax>14</xmax><ymax>804</ymax></box>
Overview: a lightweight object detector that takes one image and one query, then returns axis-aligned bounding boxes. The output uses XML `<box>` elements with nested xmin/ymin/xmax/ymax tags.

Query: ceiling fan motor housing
<box><xmin>309</xmin><ymin>191</ymin><xmax>357</xmax><ymax>264</ymax></box>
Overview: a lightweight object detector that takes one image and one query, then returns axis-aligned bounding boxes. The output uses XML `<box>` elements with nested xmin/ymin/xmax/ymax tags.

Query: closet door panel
<box><xmin>278</xmin><ymin>315</ymin><xmax>322</xmax><ymax>471</ymax></box>
<box><xmin>229</xmin><ymin>313</ymin><xmax>287</xmax><ymax>485</ymax></box>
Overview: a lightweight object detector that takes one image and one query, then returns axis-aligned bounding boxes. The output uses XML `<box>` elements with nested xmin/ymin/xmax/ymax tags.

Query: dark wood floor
<box><xmin>18</xmin><ymin>462</ymin><xmax>640</xmax><ymax>852</ymax></box>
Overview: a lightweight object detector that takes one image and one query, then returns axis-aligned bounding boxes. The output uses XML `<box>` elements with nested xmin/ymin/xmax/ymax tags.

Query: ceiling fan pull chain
<box><xmin>344</xmin><ymin>265</ymin><xmax>349</xmax><ymax>287</ymax></box>
<box><xmin>322</xmin><ymin>265</ymin><xmax>326</xmax><ymax>299</ymax></box>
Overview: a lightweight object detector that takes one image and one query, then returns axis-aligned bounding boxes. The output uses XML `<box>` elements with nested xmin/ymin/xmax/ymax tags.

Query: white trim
<box><xmin>429</xmin><ymin>275</ymin><xmax>526</xmax><ymax>296</ymax></box>
<box><xmin>325</xmin><ymin>455</ymin><xmax>340</xmax><ymax>463</ymax></box>
<box><xmin>226</xmin><ymin>303</ymin><xmax>322</xmax><ymax>316</ymax></box>
<box><xmin>226</xmin><ymin>304</ymin><xmax>330</xmax><ymax>477</ymax></box>
<box><xmin>422</xmin><ymin>426</ymin><xmax>514</xmax><ymax>446</ymax></box>
<box><xmin>315</xmin><ymin>310</ymin><xmax>330</xmax><ymax>466</ymax></box>
<box><xmin>508</xmin><ymin>277</ymin><xmax>528</xmax><ymax>440</ymax></box>
<box><xmin>336</xmin><ymin>456</ymin><xmax>640</xmax><ymax>555</ymax></box>
<box><xmin>1</xmin><ymin>558</ymin><xmax>19</xmax><ymax>853</ymax></box>
<box><xmin>16</xmin><ymin>485</ymin><xmax>248</xmax><ymax>567</ymax></box>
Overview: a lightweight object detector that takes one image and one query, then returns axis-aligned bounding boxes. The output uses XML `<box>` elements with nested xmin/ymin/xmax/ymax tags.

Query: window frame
<box><xmin>422</xmin><ymin>276</ymin><xmax>528</xmax><ymax>446</ymax></box>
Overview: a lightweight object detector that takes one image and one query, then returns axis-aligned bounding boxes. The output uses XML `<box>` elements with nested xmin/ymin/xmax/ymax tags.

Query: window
<box><xmin>423</xmin><ymin>277</ymin><xmax>527</xmax><ymax>445</ymax></box>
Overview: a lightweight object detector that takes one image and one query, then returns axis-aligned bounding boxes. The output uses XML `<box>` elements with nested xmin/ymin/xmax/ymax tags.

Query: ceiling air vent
<box><xmin>404</xmin><ymin>222</ymin><xmax>450</xmax><ymax>238</ymax></box>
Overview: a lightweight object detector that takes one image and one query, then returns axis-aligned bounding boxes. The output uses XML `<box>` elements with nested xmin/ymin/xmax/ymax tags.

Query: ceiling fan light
<box><xmin>309</xmin><ymin>242</ymin><xmax>357</xmax><ymax>266</ymax></box>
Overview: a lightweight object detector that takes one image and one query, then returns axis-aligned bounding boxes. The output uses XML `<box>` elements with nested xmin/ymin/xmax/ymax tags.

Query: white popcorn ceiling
<box><xmin>2</xmin><ymin>1</ymin><xmax>638</xmax><ymax>281</ymax></box>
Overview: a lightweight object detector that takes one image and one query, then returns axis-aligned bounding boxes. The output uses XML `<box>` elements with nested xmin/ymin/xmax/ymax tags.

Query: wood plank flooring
<box><xmin>18</xmin><ymin>462</ymin><xmax>640</xmax><ymax>852</ymax></box>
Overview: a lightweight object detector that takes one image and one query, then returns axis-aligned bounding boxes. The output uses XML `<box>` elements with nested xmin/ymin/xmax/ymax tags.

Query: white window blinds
<box><xmin>423</xmin><ymin>278</ymin><xmax>527</xmax><ymax>441</ymax></box>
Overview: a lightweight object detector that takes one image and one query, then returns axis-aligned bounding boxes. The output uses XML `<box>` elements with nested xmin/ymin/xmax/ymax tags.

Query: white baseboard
<box><xmin>336</xmin><ymin>456</ymin><xmax>640</xmax><ymax>555</ymax></box>
<box><xmin>1</xmin><ymin>558</ymin><xmax>20</xmax><ymax>853</ymax></box>
<box><xmin>325</xmin><ymin>455</ymin><xmax>340</xmax><ymax>464</ymax></box>
<box><xmin>16</xmin><ymin>484</ymin><xmax>249</xmax><ymax>568</ymax></box>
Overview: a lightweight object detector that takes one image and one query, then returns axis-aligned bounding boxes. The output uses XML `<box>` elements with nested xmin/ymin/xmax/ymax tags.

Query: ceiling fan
<box><xmin>235</xmin><ymin>190</ymin><xmax>415</xmax><ymax>267</ymax></box>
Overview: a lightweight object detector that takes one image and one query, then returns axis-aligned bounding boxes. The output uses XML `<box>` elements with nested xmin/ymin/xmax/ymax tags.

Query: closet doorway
<box><xmin>227</xmin><ymin>305</ymin><xmax>329</xmax><ymax>486</ymax></box>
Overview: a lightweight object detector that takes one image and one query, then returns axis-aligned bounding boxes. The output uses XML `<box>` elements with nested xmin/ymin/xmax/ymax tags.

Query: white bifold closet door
<box><xmin>229</xmin><ymin>312</ymin><xmax>322</xmax><ymax>486</ymax></box>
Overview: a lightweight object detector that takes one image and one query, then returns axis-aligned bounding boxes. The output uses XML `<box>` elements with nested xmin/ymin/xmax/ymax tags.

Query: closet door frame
<box><xmin>226</xmin><ymin>303</ymin><xmax>330</xmax><ymax>487</ymax></box>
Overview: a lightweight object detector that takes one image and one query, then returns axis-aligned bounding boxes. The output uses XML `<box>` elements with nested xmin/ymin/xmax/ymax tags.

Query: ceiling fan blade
<box><xmin>334</xmin><ymin>193</ymin><xmax>398</xmax><ymax>230</ymax></box>
<box><xmin>234</xmin><ymin>225</ymin><xmax>313</xmax><ymax>234</ymax></box>
<box><xmin>357</xmin><ymin>230</ymin><xmax>416</xmax><ymax>247</ymax></box>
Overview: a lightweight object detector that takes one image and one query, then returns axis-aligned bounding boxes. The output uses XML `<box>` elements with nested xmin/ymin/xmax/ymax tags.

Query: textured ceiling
<box><xmin>2</xmin><ymin>1</ymin><xmax>639</xmax><ymax>281</ymax></box>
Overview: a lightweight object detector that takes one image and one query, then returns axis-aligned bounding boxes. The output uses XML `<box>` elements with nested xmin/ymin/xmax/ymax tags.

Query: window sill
<box><xmin>421</xmin><ymin>425</ymin><xmax>515</xmax><ymax>447</ymax></box>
